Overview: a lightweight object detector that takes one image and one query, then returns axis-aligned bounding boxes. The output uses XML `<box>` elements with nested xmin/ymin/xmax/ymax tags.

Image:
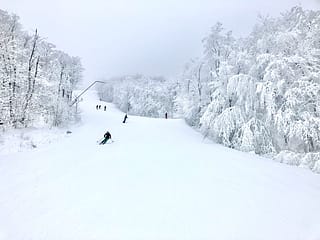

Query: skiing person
<box><xmin>104</xmin><ymin>106</ymin><xmax>106</xmax><ymax>111</ymax></box>
<box><xmin>165</xmin><ymin>112</ymin><xmax>168</xmax><ymax>119</ymax></box>
<box><xmin>123</xmin><ymin>114</ymin><xmax>128</xmax><ymax>123</ymax></box>
<box><xmin>99</xmin><ymin>131</ymin><xmax>112</xmax><ymax>145</ymax></box>
<box><xmin>96</xmin><ymin>105</ymin><xmax>99</xmax><ymax>110</ymax></box>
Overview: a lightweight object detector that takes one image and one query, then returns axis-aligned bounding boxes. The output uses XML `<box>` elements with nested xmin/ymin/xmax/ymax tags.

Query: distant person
<box><xmin>99</xmin><ymin>105</ymin><xmax>101</xmax><ymax>109</ymax></box>
<box><xmin>96</xmin><ymin>105</ymin><xmax>99</xmax><ymax>110</ymax></box>
<box><xmin>165</xmin><ymin>112</ymin><xmax>168</xmax><ymax>119</ymax></box>
<box><xmin>104</xmin><ymin>106</ymin><xmax>106</xmax><ymax>111</ymax></box>
<box><xmin>99</xmin><ymin>131</ymin><xmax>112</xmax><ymax>145</ymax></box>
<box><xmin>123</xmin><ymin>114</ymin><xmax>128</xmax><ymax>123</ymax></box>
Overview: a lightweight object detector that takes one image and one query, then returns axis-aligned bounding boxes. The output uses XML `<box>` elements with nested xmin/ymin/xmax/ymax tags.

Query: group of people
<box><xmin>96</xmin><ymin>105</ymin><xmax>107</xmax><ymax>111</ymax></box>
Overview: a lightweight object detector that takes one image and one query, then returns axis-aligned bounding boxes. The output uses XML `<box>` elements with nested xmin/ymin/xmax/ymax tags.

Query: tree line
<box><xmin>0</xmin><ymin>9</ymin><xmax>83</xmax><ymax>129</ymax></box>
<box><xmin>98</xmin><ymin>7</ymin><xmax>320</xmax><ymax>173</ymax></box>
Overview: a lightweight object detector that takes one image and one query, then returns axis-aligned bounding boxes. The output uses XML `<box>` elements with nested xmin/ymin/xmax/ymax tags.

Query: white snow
<box><xmin>1</xmin><ymin>91</ymin><xmax>320</xmax><ymax>240</ymax></box>
<box><xmin>0</xmin><ymin>127</ymin><xmax>71</xmax><ymax>155</ymax></box>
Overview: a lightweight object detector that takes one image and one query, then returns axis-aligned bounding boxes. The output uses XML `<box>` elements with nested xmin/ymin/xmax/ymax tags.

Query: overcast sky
<box><xmin>1</xmin><ymin>0</ymin><xmax>320</xmax><ymax>83</ymax></box>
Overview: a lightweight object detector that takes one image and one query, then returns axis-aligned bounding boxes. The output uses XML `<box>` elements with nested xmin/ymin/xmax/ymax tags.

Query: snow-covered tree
<box><xmin>98</xmin><ymin>75</ymin><xmax>176</xmax><ymax>118</ymax></box>
<box><xmin>97</xmin><ymin>6</ymin><xmax>320</xmax><ymax>173</ymax></box>
<box><xmin>0</xmin><ymin>9</ymin><xmax>83</xmax><ymax>129</ymax></box>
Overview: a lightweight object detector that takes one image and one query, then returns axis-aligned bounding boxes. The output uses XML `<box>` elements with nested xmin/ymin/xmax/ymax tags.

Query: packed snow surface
<box><xmin>1</xmin><ymin>91</ymin><xmax>320</xmax><ymax>240</ymax></box>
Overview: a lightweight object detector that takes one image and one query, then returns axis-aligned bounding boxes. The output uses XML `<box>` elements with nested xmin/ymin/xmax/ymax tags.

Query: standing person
<box><xmin>99</xmin><ymin>131</ymin><xmax>112</xmax><ymax>145</ymax></box>
<box><xmin>165</xmin><ymin>112</ymin><xmax>168</xmax><ymax>119</ymax></box>
<box><xmin>96</xmin><ymin>105</ymin><xmax>99</xmax><ymax>110</ymax></box>
<box><xmin>123</xmin><ymin>114</ymin><xmax>128</xmax><ymax>123</ymax></box>
<box><xmin>104</xmin><ymin>106</ymin><xmax>106</xmax><ymax>111</ymax></box>
<box><xmin>99</xmin><ymin>105</ymin><xmax>101</xmax><ymax>109</ymax></box>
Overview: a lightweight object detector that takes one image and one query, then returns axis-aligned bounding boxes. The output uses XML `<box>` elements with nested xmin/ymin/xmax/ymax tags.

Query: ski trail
<box><xmin>0</xmin><ymin>91</ymin><xmax>320</xmax><ymax>240</ymax></box>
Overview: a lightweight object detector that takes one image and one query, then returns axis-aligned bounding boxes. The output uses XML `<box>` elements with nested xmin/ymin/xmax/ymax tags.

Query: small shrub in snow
<box><xmin>274</xmin><ymin>151</ymin><xmax>304</xmax><ymax>166</ymax></box>
<box><xmin>312</xmin><ymin>160</ymin><xmax>320</xmax><ymax>173</ymax></box>
<box><xmin>301</xmin><ymin>153</ymin><xmax>320</xmax><ymax>170</ymax></box>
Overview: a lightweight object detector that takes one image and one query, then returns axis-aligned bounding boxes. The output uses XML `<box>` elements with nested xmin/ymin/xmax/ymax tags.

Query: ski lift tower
<box><xmin>71</xmin><ymin>81</ymin><xmax>106</xmax><ymax>112</ymax></box>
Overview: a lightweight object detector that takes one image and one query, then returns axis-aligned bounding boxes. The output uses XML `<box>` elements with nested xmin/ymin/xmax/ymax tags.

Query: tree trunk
<box><xmin>21</xmin><ymin>29</ymin><xmax>38</xmax><ymax>125</ymax></box>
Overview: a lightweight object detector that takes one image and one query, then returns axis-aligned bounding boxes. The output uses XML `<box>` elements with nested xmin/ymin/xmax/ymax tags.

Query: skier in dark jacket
<box><xmin>100</xmin><ymin>131</ymin><xmax>112</xmax><ymax>145</ymax></box>
<box><xmin>123</xmin><ymin>114</ymin><xmax>128</xmax><ymax>123</ymax></box>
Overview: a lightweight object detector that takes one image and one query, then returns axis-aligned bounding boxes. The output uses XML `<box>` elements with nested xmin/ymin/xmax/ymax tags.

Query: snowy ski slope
<box><xmin>0</xmin><ymin>91</ymin><xmax>320</xmax><ymax>240</ymax></box>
